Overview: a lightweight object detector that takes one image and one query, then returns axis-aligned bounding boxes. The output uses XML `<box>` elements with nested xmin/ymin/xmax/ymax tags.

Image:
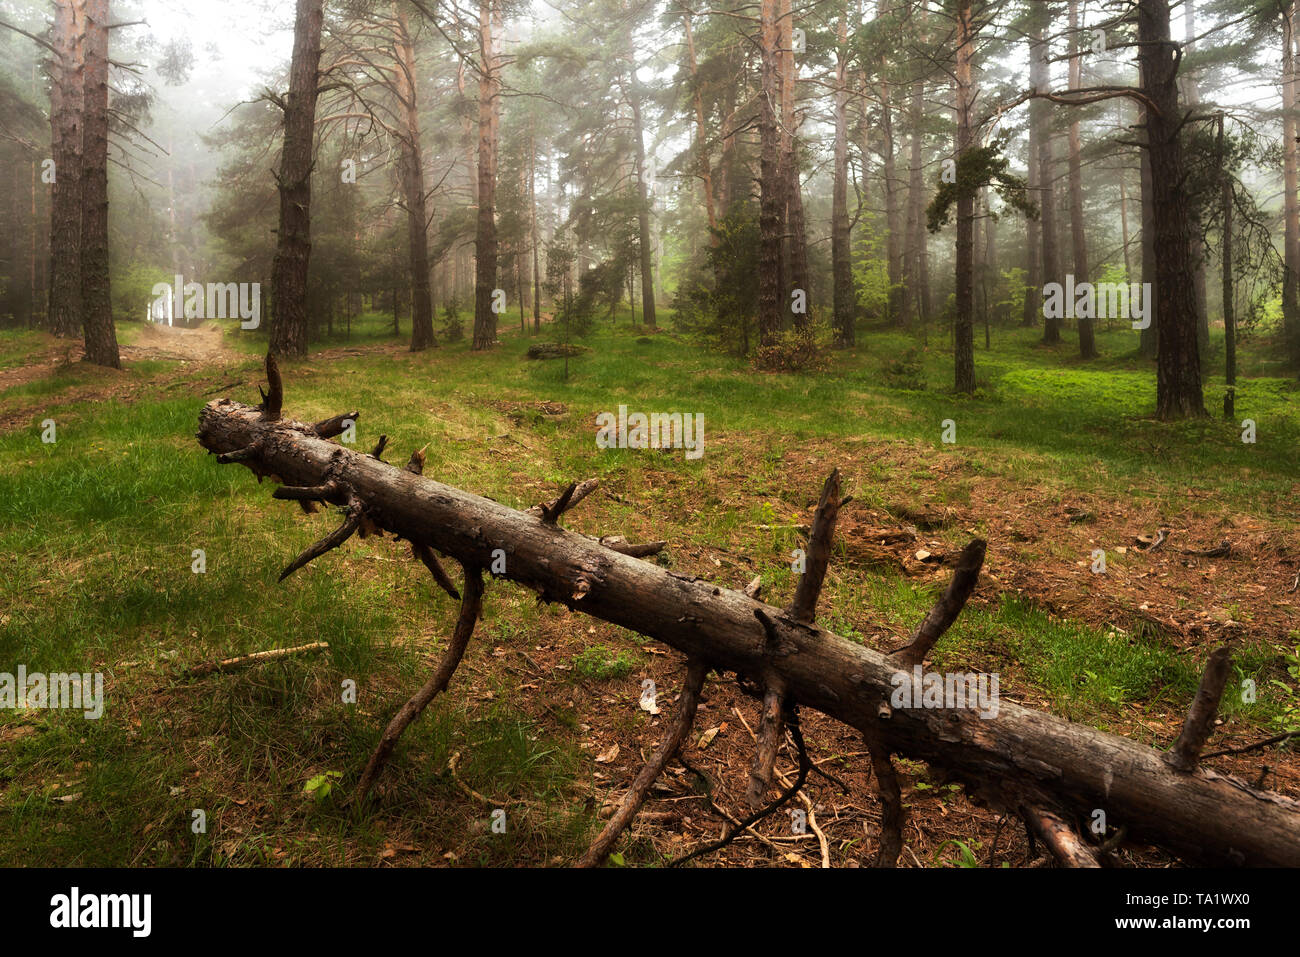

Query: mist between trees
<box><xmin>1</xmin><ymin>0</ymin><xmax>1298</xmax><ymax>419</ymax></box>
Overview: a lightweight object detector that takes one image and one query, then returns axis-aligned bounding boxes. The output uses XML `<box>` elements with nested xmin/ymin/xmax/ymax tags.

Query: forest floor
<box><xmin>1</xmin><ymin>311</ymin><xmax>1298</xmax><ymax>867</ymax></box>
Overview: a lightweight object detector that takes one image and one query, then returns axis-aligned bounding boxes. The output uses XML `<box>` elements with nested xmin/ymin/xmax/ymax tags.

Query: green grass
<box><xmin>0</xmin><ymin>310</ymin><xmax>1296</xmax><ymax>866</ymax></box>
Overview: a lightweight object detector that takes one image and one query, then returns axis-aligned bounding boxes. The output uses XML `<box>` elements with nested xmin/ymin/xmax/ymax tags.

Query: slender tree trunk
<box><xmin>953</xmin><ymin>0</ymin><xmax>975</xmax><ymax>394</ymax></box>
<box><xmin>1022</xmin><ymin>104</ymin><xmax>1041</xmax><ymax>327</ymax></box>
<box><xmin>905</xmin><ymin>9</ymin><xmax>929</xmax><ymax>327</ymax></box>
<box><xmin>269</xmin><ymin>0</ymin><xmax>324</xmax><ymax>359</ymax></box>
<box><xmin>1067</xmin><ymin>0</ymin><xmax>1096</xmax><ymax>358</ymax></box>
<box><xmin>758</xmin><ymin>0</ymin><xmax>785</xmax><ymax>346</ymax></box>
<box><xmin>779</xmin><ymin>0</ymin><xmax>808</xmax><ymax>327</ymax></box>
<box><xmin>393</xmin><ymin>6</ymin><xmax>436</xmax><ymax>352</ymax></box>
<box><xmin>1219</xmin><ymin>114</ymin><xmax>1236</xmax><ymax>419</ymax></box>
<box><xmin>1139</xmin><ymin>0</ymin><xmax>1206</xmax><ymax>418</ymax></box>
<box><xmin>1282</xmin><ymin>3</ymin><xmax>1300</xmax><ymax>365</ymax></box>
<box><xmin>984</xmin><ymin>186</ymin><xmax>997</xmax><ymax>344</ymax></box>
<box><xmin>832</xmin><ymin>5</ymin><xmax>853</xmax><ymax>345</ymax></box>
<box><xmin>1119</xmin><ymin>109</ymin><xmax>1132</xmax><ymax>283</ymax></box>
<box><xmin>878</xmin><ymin>0</ymin><xmax>902</xmax><ymax>325</ymax></box>
<box><xmin>472</xmin><ymin>0</ymin><xmax>499</xmax><ymax>350</ymax></box>
<box><xmin>78</xmin><ymin>0</ymin><xmax>118</xmax><ymax>368</ymax></box>
<box><xmin>1031</xmin><ymin>10</ymin><xmax>1060</xmax><ymax>345</ymax></box>
<box><xmin>626</xmin><ymin>72</ymin><xmax>656</xmax><ymax>328</ymax></box>
<box><xmin>717</xmin><ymin>86</ymin><xmax>735</xmax><ymax>212</ymax></box>
<box><xmin>530</xmin><ymin>128</ymin><xmax>541</xmax><ymax>333</ymax></box>
<box><xmin>48</xmin><ymin>0</ymin><xmax>83</xmax><ymax>339</ymax></box>
<box><xmin>1138</xmin><ymin>72</ymin><xmax>1158</xmax><ymax>358</ymax></box>
<box><xmin>682</xmin><ymin>9</ymin><xmax>717</xmax><ymax>238</ymax></box>
<box><xmin>1181</xmin><ymin>0</ymin><xmax>1210</xmax><ymax>361</ymax></box>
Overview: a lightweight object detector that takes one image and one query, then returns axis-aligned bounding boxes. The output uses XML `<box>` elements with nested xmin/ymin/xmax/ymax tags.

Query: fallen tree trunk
<box><xmin>195</xmin><ymin>360</ymin><xmax>1300</xmax><ymax>867</ymax></box>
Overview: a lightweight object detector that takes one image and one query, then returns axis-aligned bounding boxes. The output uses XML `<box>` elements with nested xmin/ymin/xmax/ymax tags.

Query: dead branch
<box><xmin>577</xmin><ymin>658</ymin><xmax>709</xmax><ymax>867</ymax></box>
<box><xmin>181</xmin><ymin>641</ymin><xmax>329</xmax><ymax>679</ymax></box>
<box><xmin>1022</xmin><ymin>804</ymin><xmax>1102</xmax><ymax>868</ymax></box>
<box><xmin>352</xmin><ymin>567</ymin><xmax>484</xmax><ymax>804</ymax></box>
<box><xmin>1165</xmin><ymin>646</ymin><xmax>1234</xmax><ymax>773</ymax></box>
<box><xmin>193</xmin><ymin>374</ymin><xmax>1300</xmax><ymax>868</ymax></box>
<box><xmin>889</xmin><ymin>539</ymin><xmax>986</xmax><ymax>668</ymax></box>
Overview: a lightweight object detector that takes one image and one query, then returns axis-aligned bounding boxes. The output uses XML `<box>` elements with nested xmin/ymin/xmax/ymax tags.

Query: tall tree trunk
<box><xmin>878</xmin><ymin>0</ymin><xmax>902</xmax><ymax>325</ymax></box>
<box><xmin>953</xmin><ymin>0</ymin><xmax>975</xmax><ymax>394</ymax></box>
<box><xmin>1282</xmin><ymin>3</ymin><xmax>1300</xmax><ymax>365</ymax></box>
<box><xmin>832</xmin><ymin>5</ymin><xmax>853</xmax><ymax>345</ymax></box>
<box><xmin>1139</xmin><ymin>0</ymin><xmax>1206</xmax><ymax>418</ymax></box>
<box><xmin>1181</xmin><ymin>0</ymin><xmax>1210</xmax><ymax>361</ymax></box>
<box><xmin>530</xmin><ymin>126</ymin><xmax>541</xmax><ymax>333</ymax></box>
<box><xmin>1067</xmin><ymin>0</ymin><xmax>1096</xmax><ymax>358</ymax></box>
<box><xmin>626</xmin><ymin>71</ymin><xmax>656</xmax><ymax>328</ymax></box>
<box><xmin>717</xmin><ymin>85</ymin><xmax>735</xmax><ymax>212</ymax></box>
<box><xmin>1021</xmin><ymin>102</ymin><xmax>1041</xmax><ymax>327</ymax></box>
<box><xmin>394</xmin><ymin>5</ymin><xmax>436</xmax><ymax>352</ymax></box>
<box><xmin>1138</xmin><ymin>70</ymin><xmax>1158</xmax><ymax>358</ymax></box>
<box><xmin>1119</xmin><ymin>103</ymin><xmax>1132</xmax><ymax>283</ymax></box>
<box><xmin>903</xmin><ymin>7</ymin><xmax>929</xmax><ymax>328</ymax></box>
<box><xmin>1031</xmin><ymin>9</ymin><xmax>1061</xmax><ymax>345</ymax></box>
<box><xmin>682</xmin><ymin>8</ymin><xmax>718</xmax><ymax>238</ymax></box>
<box><xmin>758</xmin><ymin>0</ymin><xmax>785</xmax><ymax>346</ymax></box>
<box><xmin>1219</xmin><ymin>114</ymin><xmax>1236</xmax><ymax>419</ymax></box>
<box><xmin>471</xmin><ymin>0</ymin><xmax>499</xmax><ymax>351</ymax></box>
<box><xmin>48</xmin><ymin>0</ymin><xmax>83</xmax><ymax>339</ymax></box>
<box><xmin>778</xmin><ymin>0</ymin><xmax>808</xmax><ymax>327</ymax></box>
<box><xmin>78</xmin><ymin>0</ymin><xmax>118</xmax><ymax>368</ymax></box>
<box><xmin>269</xmin><ymin>0</ymin><xmax>324</xmax><ymax>359</ymax></box>
<box><xmin>984</xmin><ymin>186</ymin><xmax>997</xmax><ymax>344</ymax></box>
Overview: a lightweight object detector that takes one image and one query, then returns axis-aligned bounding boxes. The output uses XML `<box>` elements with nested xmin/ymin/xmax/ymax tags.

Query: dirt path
<box><xmin>0</xmin><ymin>322</ymin><xmax>248</xmax><ymax>433</ymax></box>
<box><xmin>0</xmin><ymin>321</ymin><xmax>240</xmax><ymax>394</ymax></box>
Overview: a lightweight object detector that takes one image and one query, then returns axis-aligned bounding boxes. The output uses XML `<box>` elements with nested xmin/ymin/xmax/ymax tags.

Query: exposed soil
<box><xmin>0</xmin><ymin>322</ymin><xmax>249</xmax><ymax>432</ymax></box>
<box><xmin>6</xmin><ymin>334</ymin><xmax>1297</xmax><ymax>867</ymax></box>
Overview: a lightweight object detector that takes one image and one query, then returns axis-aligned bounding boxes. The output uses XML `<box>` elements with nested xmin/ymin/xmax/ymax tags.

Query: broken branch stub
<box><xmin>194</xmin><ymin>373</ymin><xmax>1300</xmax><ymax>867</ymax></box>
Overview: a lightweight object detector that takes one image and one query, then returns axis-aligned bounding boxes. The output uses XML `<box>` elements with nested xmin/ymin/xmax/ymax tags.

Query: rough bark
<box><xmin>1030</xmin><ymin>10</ymin><xmax>1061</xmax><ymax>345</ymax></box>
<box><xmin>1021</xmin><ymin>107</ymin><xmax>1040</xmax><ymax>328</ymax></box>
<box><xmin>1220</xmin><ymin>114</ymin><xmax>1236</xmax><ymax>419</ymax></box>
<box><xmin>878</xmin><ymin>0</ymin><xmax>902</xmax><ymax>325</ymax></box>
<box><xmin>530</xmin><ymin>126</ymin><xmax>541</xmax><ymax>333</ymax></box>
<box><xmin>758</xmin><ymin>0</ymin><xmax>784</xmax><ymax>346</ymax></box>
<box><xmin>393</xmin><ymin>5</ymin><xmax>436</xmax><ymax>353</ymax></box>
<box><xmin>902</xmin><ymin>6</ymin><xmax>929</xmax><ymax>328</ymax></box>
<box><xmin>953</xmin><ymin>0</ymin><xmax>976</xmax><ymax>394</ymax></box>
<box><xmin>1139</xmin><ymin>0</ymin><xmax>1206</xmax><ymax>418</ymax></box>
<box><xmin>471</xmin><ymin>0</ymin><xmax>499</xmax><ymax>351</ymax></box>
<box><xmin>193</xmin><ymin>371</ymin><xmax>1300</xmax><ymax>867</ymax></box>
<box><xmin>1138</xmin><ymin>69</ymin><xmax>1158</xmax><ymax>359</ymax></box>
<box><xmin>269</xmin><ymin>0</ymin><xmax>324</xmax><ymax>359</ymax></box>
<box><xmin>1181</xmin><ymin>0</ymin><xmax>1211</xmax><ymax>361</ymax></box>
<box><xmin>48</xmin><ymin>0</ymin><xmax>83</xmax><ymax>339</ymax></box>
<box><xmin>778</xmin><ymin>0</ymin><xmax>808</xmax><ymax>327</ymax></box>
<box><xmin>1067</xmin><ymin>0</ymin><xmax>1096</xmax><ymax>359</ymax></box>
<box><xmin>682</xmin><ymin>9</ymin><xmax>718</xmax><ymax>239</ymax></box>
<box><xmin>626</xmin><ymin>67</ymin><xmax>656</xmax><ymax>329</ymax></box>
<box><xmin>831</xmin><ymin>7</ymin><xmax>854</xmax><ymax>347</ymax></box>
<box><xmin>77</xmin><ymin>0</ymin><xmax>118</xmax><ymax>368</ymax></box>
<box><xmin>1283</xmin><ymin>3</ymin><xmax>1300</xmax><ymax>365</ymax></box>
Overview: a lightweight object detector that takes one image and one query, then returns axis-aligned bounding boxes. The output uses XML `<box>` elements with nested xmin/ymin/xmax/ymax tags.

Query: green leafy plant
<box><xmin>933</xmin><ymin>839</ymin><xmax>980</xmax><ymax>868</ymax></box>
<box><xmin>303</xmin><ymin>771</ymin><xmax>342</xmax><ymax>801</ymax></box>
<box><xmin>1268</xmin><ymin>641</ymin><xmax>1300</xmax><ymax>733</ymax></box>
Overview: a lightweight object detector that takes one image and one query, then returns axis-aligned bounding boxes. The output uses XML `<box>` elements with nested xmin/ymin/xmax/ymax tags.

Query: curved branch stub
<box><xmin>260</xmin><ymin>353</ymin><xmax>283</xmax><ymax>421</ymax></box>
<box><xmin>278</xmin><ymin>495</ymin><xmax>364</xmax><ymax>582</ymax></box>
<box><xmin>789</xmin><ymin>468</ymin><xmax>845</xmax><ymax>624</ymax></box>
<box><xmin>889</xmin><ymin>538</ymin><xmax>987</xmax><ymax>668</ymax></box>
